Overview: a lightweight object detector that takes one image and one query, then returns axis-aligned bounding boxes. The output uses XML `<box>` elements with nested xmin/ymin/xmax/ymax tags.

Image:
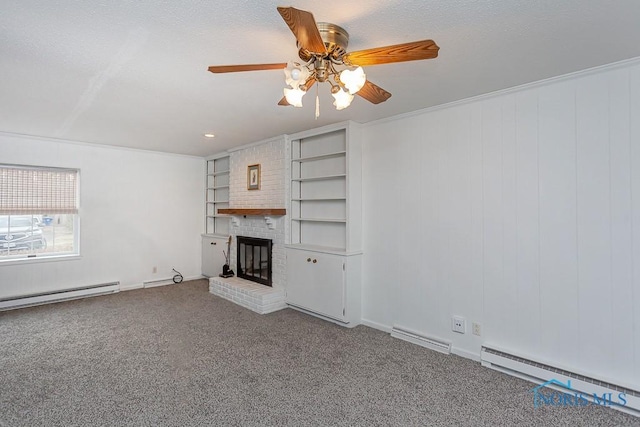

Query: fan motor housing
<box><xmin>298</xmin><ymin>22</ymin><xmax>349</xmax><ymax>62</ymax></box>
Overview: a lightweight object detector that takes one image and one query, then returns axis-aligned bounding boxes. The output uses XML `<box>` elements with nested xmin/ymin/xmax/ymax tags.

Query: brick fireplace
<box><xmin>208</xmin><ymin>136</ymin><xmax>288</xmax><ymax>314</ymax></box>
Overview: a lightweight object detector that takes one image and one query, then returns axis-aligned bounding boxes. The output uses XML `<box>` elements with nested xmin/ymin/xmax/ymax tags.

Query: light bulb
<box><xmin>340</xmin><ymin>66</ymin><xmax>366</xmax><ymax>94</ymax></box>
<box><xmin>331</xmin><ymin>87</ymin><xmax>354</xmax><ymax>110</ymax></box>
<box><xmin>284</xmin><ymin>87</ymin><xmax>306</xmax><ymax>107</ymax></box>
<box><xmin>284</xmin><ymin>62</ymin><xmax>310</xmax><ymax>89</ymax></box>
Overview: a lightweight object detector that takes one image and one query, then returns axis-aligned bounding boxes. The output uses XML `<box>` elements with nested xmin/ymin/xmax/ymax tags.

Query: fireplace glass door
<box><xmin>237</xmin><ymin>236</ymin><xmax>272</xmax><ymax>287</ymax></box>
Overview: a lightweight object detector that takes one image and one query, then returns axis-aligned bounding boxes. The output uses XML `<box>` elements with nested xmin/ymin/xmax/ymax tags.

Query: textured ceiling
<box><xmin>2</xmin><ymin>1</ymin><xmax>640</xmax><ymax>156</ymax></box>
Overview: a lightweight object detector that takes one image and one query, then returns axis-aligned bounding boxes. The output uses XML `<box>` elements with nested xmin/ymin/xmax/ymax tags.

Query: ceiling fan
<box><xmin>208</xmin><ymin>7</ymin><xmax>439</xmax><ymax>114</ymax></box>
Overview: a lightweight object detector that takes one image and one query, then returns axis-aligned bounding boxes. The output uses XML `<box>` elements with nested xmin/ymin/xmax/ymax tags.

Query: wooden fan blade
<box><xmin>302</xmin><ymin>76</ymin><xmax>317</xmax><ymax>91</ymax></box>
<box><xmin>356</xmin><ymin>80</ymin><xmax>392</xmax><ymax>104</ymax></box>
<box><xmin>277</xmin><ymin>7</ymin><xmax>327</xmax><ymax>54</ymax></box>
<box><xmin>343</xmin><ymin>40</ymin><xmax>439</xmax><ymax>66</ymax></box>
<box><xmin>278</xmin><ymin>97</ymin><xmax>290</xmax><ymax>106</ymax></box>
<box><xmin>208</xmin><ymin>63</ymin><xmax>287</xmax><ymax>73</ymax></box>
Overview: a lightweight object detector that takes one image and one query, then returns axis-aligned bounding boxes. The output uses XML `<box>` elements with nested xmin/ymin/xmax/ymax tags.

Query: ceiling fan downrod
<box><xmin>314</xmin><ymin>58</ymin><xmax>330</xmax><ymax>82</ymax></box>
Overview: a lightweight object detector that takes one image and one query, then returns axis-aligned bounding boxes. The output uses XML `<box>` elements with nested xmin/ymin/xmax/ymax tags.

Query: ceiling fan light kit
<box><xmin>284</xmin><ymin>61</ymin><xmax>311</xmax><ymax>89</ymax></box>
<box><xmin>208</xmin><ymin>7</ymin><xmax>439</xmax><ymax>115</ymax></box>
<box><xmin>283</xmin><ymin>86</ymin><xmax>306</xmax><ymax>107</ymax></box>
<box><xmin>340</xmin><ymin>67</ymin><xmax>367</xmax><ymax>94</ymax></box>
<box><xmin>283</xmin><ymin>60</ymin><xmax>363</xmax><ymax>111</ymax></box>
<box><xmin>331</xmin><ymin>87</ymin><xmax>354</xmax><ymax>111</ymax></box>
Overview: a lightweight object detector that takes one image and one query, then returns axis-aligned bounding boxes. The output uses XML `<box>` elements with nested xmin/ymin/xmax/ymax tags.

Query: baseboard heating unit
<box><xmin>481</xmin><ymin>346</ymin><xmax>640</xmax><ymax>415</ymax></box>
<box><xmin>391</xmin><ymin>326</ymin><xmax>451</xmax><ymax>355</ymax></box>
<box><xmin>143</xmin><ymin>278</ymin><xmax>174</xmax><ymax>288</ymax></box>
<box><xmin>0</xmin><ymin>282</ymin><xmax>120</xmax><ymax>311</ymax></box>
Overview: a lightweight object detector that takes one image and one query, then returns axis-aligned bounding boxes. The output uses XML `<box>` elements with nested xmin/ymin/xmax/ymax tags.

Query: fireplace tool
<box><xmin>220</xmin><ymin>235</ymin><xmax>234</xmax><ymax>278</ymax></box>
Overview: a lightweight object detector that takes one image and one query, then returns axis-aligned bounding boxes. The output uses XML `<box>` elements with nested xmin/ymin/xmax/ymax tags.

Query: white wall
<box><xmin>0</xmin><ymin>133</ymin><xmax>204</xmax><ymax>297</ymax></box>
<box><xmin>362</xmin><ymin>59</ymin><xmax>640</xmax><ymax>389</ymax></box>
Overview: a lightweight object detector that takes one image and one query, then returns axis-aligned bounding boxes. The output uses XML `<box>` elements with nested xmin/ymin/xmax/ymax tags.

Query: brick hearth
<box><xmin>209</xmin><ymin>276</ymin><xmax>286</xmax><ymax>314</ymax></box>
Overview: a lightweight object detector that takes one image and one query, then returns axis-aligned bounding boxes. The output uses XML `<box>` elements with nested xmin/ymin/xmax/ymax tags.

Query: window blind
<box><xmin>0</xmin><ymin>165</ymin><xmax>78</xmax><ymax>214</ymax></box>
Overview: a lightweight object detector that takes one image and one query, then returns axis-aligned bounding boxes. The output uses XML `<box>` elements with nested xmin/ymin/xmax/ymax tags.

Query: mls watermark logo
<box><xmin>531</xmin><ymin>379</ymin><xmax>627</xmax><ymax>408</ymax></box>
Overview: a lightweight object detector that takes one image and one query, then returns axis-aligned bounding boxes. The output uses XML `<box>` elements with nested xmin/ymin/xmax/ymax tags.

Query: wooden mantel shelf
<box><xmin>217</xmin><ymin>208</ymin><xmax>286</xmax><ymax>216</ymax></box>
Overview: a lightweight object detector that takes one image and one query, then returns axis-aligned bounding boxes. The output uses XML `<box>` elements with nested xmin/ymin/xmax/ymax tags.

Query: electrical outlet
<box><xmin>152</xmin><ymin>266</ymin><xmax>157</xmax><ymax>274</ymax></box>
<box><xmin>472</xmin><ymin>323</ymin><xmax>481</xmax><ymax>336</ymax></box>
<box><xmin>452</xmin><ymin>316</ymin><xmax>466</xmax><ymax>334</ymax></box>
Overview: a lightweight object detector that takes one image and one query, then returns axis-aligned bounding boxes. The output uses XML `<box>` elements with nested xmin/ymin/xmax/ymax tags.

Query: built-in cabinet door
<box><xmin>202</xmin><ymin>236</ymin><xmax>227</xmax><ymax>277</ymax></box>
<box><xmin>286</xmin><ymin>249</ymin><xmax>345</xmax><ymax>320</ymax></box>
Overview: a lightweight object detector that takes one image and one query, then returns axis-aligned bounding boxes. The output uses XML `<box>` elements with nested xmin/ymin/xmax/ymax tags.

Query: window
<box><xmin>0</xmin><ymin>164</ymin><xmax>79</xmax><ymax>261</ymax></box>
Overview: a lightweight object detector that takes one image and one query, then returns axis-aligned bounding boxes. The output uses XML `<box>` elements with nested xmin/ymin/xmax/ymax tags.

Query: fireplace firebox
<box><xmin>237</xmin><ymin>236</ymin><xmax>272</xmax><ymax>287</ymax></box>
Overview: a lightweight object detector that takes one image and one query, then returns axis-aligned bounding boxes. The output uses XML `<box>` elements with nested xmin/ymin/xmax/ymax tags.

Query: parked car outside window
<box><xmin>0</xmin><ymin>215</ymin><xmax>47</xmax><ymax>251</ymax></box>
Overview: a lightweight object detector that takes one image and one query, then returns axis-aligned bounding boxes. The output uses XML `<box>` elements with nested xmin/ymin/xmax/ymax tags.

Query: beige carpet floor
<box><xmin>1</xmin><ymin>279</ymin><xmax>638</xmax><ymax>426</ymax></box>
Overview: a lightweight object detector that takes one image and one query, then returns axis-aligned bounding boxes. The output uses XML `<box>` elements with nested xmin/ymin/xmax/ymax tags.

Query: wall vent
<box><xmin>0</xmin><ymin>282</ymin><xmax>119</xmax><ymax>311</ymax></box>
<box><xmin>481</xmin><ymin>346</ymin><xmax>640</xmax><ymax>415</ymax></box>
<box><xmin>391</xmin><ymin>326</ymin><xmax>451</xmax><ymax>355</ymax></box>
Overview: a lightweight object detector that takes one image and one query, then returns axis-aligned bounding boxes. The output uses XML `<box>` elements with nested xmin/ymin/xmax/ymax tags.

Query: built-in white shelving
<box><xmin>291</xmin><ymin>174</ymin><xmax>347</xmax><ymax>183</ymax></box>
<box><xmin>291</xmin><ymin>218</ymin><xmax>347</xmax><ymax>224</ymax></box>
<box><xmin>291</xmin><ymin>197</ymin><xmax>347</xmax><ymax>201</ymax></box>
<box><xmin>205</xmin><ymin>155</ymin><xmax>230</xmax><ymax>235</ymax></box>
<box><xmin>289</xmin><ymin>127</ymin><xmax>354</xmax><ymax>250</ymax></box>
<box><xmin>286</xmin><ymin>122</ymin><xmax>362</xmax><ymax>326</ymax></box>
<box><xmin>291</xmin><ymin>151</ymin><xmax>347</xmax><ymax>162</ymax></box>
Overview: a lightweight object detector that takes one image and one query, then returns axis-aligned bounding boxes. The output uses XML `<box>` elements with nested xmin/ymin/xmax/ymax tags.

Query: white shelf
<box><xmin>290</xmin><ymin>125</ymin><xmax>347</xmax><ymax>253</ymax></box>
<box><xmin>291</xmin><ymin>217</ymin><xmax>346</xmax><ymax>223</ymax></box>
<box><xmin>205</xmin><ymin>156</ymin><xmax>231</xmax><ymax>236</ymax></box>
<box><xmin>291</xmin><ymin>197</ymin><xmax>346</xmax><ymax>201</ymax></box>
<box><xmin>292</xmin><ymin>151</ymin><xmax>346</xmax><ymax>163</ymax></box>
<box><xmin>289</xmin><ymin>126</ymin><xmax>355</xmax><ymax>250</ymax></box>
<box><xmin>292</xmin><ymin>174</ymin><xmax>346</xmax><ymax>182</ymax></box>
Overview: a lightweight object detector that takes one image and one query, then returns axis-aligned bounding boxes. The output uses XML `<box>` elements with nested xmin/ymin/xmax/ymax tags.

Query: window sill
<box><xmin>0</xmin><ymin>253</ymin><xmax>81</xmax><ymax>266</ymax></box>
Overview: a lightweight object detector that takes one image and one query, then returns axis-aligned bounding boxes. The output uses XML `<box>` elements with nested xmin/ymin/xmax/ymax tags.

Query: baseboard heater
<box><xmin>391</xmin><ymin>326</ymin><xmax>451</xmax><ymax>355</ymax></box>
<box><xmin>481</xmin><ymin>346</ymin><xmax>640</xmax><ymax>415</ymax></box>
<box><xmin>143</xmin><ymin>278</ymin><xmax>175</xmax><ymax>288</ymax></box>
<box><xmin>0</xmin><ymin>282</ymin><xmax>120</xmax><ymax>311</ymax></box>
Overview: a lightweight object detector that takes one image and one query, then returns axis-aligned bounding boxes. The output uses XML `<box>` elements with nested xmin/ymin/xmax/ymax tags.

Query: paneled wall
<box><xmin>362</xmin><ymin>60</ymin><xmax>640</xmax><ymax>388</ymax></box>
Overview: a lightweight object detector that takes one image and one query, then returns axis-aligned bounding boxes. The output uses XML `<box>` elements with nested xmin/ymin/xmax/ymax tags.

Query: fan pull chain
<box><xmin>315</xmin><ymin>83</ymin><xmax>320</xmax><ymax>119</ymax></box>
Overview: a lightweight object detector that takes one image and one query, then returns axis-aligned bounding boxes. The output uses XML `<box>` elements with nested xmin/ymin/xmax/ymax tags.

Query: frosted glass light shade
<box><xmin>284</xmin><ymin>62</ymin><xmax>310</xmax><ymax>89</ymax></box>
<box><xmin>340</xmin><ymin>66</ymin><xmax>366</xmax><ymax>94</ymax></box>
<box><xmin>284</xmin><ymin>87</ymin><xmax>306</xmax><ymax>107</ymax></box>
<box><xmin>331</xmin><ymin>88</ymin><xmax>354</xmax><ymax>110</ymax></box>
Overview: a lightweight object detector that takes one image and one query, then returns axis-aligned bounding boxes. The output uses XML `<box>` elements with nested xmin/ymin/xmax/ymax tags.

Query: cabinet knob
<box><xmin>307</xmin><ymin>258</ymin><xmax>311</xmax><ymax>262</ymax></box>
<box><xmin>211</xmin><ymin>242</ymin><xmax>216</xmax><ymax>245</ymax></box>
<box><xmin>313</xmin><ymin>259</ymin><xmax>317</xmax><ymax>263</ymax></box>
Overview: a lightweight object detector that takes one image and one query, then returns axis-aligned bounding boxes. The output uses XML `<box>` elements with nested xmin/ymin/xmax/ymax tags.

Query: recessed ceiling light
<box><xmin>204</xmin><ymin>133</ymin><xmax>215</xmax><ymax>138</ymax></box>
